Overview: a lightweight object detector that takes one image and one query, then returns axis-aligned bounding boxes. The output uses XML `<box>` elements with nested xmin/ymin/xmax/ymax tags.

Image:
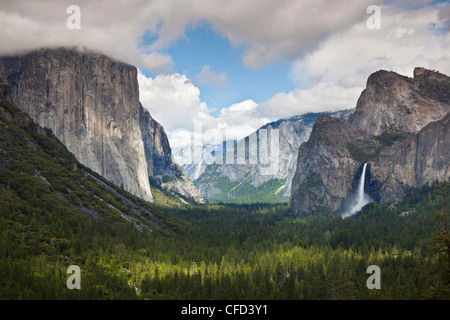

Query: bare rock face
<box><xmin>139</xmin><ymin>104</ymin><xmax>206</xmax><ymax>203</ymax></box>
<box><xmin>349</xmin><ymin>68</ymin><xmax>450</xmax><ymax>135</ymax></box>
<box><xmin>139</xmin><ymin>104</ymin><xmax>180</xmax><ymax>177</ymax></box>
<box><xmin>0</xmin><ymin>78</ymin><xmax>13</xmax><ymax>104</ymax></box>
<box><xmin>290</xmin><ymin>67</ymin><xmax>449</xmax><ymax>214</ymax></box>
<box><xmin>188</xmin><ymin>110</ymin><xmax>353</xmax><ymax>202</ymax></box>
<box><xmin>0</xmin><ymin>47</ymin><xmax>205</xmax><ymax>203</ymax></box>
<box><xmin>289</xmin><ymin>116</ymin><xmax>379</xmax><ymax>214</ymax></box>
<box><xmin>369</xmin><ymin>113</ymin><xmax>450</xmax><ymax>205</ymax></box>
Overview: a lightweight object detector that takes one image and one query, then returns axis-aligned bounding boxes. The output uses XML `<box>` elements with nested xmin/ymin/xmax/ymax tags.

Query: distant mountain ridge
<box><xmin>177</xmin><ymin>109</ymin><xmax>354</xmax><ymax>202</ymax></box>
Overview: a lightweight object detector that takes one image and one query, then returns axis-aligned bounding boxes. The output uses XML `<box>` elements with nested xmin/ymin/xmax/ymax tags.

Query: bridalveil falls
<box><xmin>342</xmin><ymin>163</ymin><xmax>372</xmax><ymax>218</ymax></box>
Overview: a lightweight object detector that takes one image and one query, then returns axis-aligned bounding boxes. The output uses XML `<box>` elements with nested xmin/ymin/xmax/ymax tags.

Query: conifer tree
<box><xmin>423</xmin><ymin>182</ymin><xmax>450</xmax><ymax>299</ymax></box>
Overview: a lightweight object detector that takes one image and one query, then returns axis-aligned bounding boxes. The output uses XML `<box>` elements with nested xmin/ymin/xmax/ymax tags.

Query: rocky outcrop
<box><xmin>0</xmin><ymin>80</ymin><xmax>178</xmax><ymax>234</ymax></box>
<box><xmin>290</xmin><ymin>67</ymin><xmax>449</xmax><ymax>214</ymax></box>
<box><xmin>369</xmin><ymin>113</ymin><xmax>450</xmax><ymax>205</ymax></box>
<box><xmin>0</xmin><ymin>47</ymin><xmax>205</xmax><ymax>203</ymax></box>
<box><xmin>349</xmin><ymin>68</ymin><xmax>450</xmax><ymax>135</ymax></box>
<box><xmin>0</xmin><ymin>78</ymin><xmax>12</xmax><ymax>104</ymax></box>
<box><xmin>139</xmin><ymin>104</ymin><xmax>206</xmax><ymax>203</ymax></box>
<box><xmin>185</xmin><ymin>110</ymin><xmax>353</xmax><ymax>202</ymax></box>
<box><xmin>289</xmin><ymin>116</ymin><xmax>380</xmax><ymax>213</ymax></box>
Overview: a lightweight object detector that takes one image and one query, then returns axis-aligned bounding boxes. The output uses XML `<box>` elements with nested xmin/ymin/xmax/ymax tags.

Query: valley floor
<box><xmin>0</xmin><ymin>183</ymin><xmax>449</xmax><ymax>300</ymax></box>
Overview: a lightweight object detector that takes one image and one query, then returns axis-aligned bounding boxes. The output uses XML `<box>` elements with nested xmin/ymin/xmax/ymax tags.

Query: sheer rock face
<box><xmin>139</xmin><ymin>104</ymin><xmax>180</xmax><ymax>178</ymax></box>
<box><xmin>187</xmin><ymin>110</ymin><xmax>352</xmax><ymax>201</ymax></box>
<box><xmin>0</xmin><ymin>47</ymin><xmax>205</xmax><ymax>203</ymax></box>
<box><xmin>289</xmin><ymin>116</ymin><xmax>377</xmax><ymax>214</ymax></box>
<box><xmin>138</xmin><ymin>104</ymin><xmax>206</xmax><ymax>203</ymax></box>
<box><xmin>290</xmin><ymin>68</ymin><xmax>450</xmax><ymax>214</ymax></box>
<box><xmin>349</xmin><ymin>68</ymin><xmax>450</xmax><ymax>136</ymax></box>
<box><xmin>0</xmin><ymin>79</ymin><xmax>13</xmax><ymax>104</ymax></box>
<box><xmin>369</xmin><ymin>113</ymin><xmax>450</xmax><ymax>205</ymax></box>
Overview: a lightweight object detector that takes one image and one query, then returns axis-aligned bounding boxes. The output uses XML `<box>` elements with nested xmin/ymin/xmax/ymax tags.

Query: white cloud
<box><xmin>2</xmin><ymin>0</ymin><xmax>449</xmax><ymax>148</ymax></box>
<box><xmin>0</xmin><ymin>0</ymin><xmax>384</xmax><ymax>72</ymax></box>
<box><xmin>2</xmin><ymin>1</ymin><xmax>446</xmax><ymax>76</ymax></box>
<box><xmin>199</xmin><ymin>0</ymin><xmax>379</xmax><ymax>68</ymax></box>
<box><xmin>290</xmin><ymin>4</ymin><xmax>450</xmax><ymax>86</ymax></box>
<box><xmin>217</xmin><ymin>100</ymin><xmax>269</xmax><ymax>141</ymax></box>
<box><xmin>140</xmin><ymin>1</ymin><xmax>450</xmax><ymax>146</ymax></box>
<box><xmin>260</xmin><ymin>83</ymin><xmax>362</xmax><ymax>120</ymax></box>
<box><xmin>138</xmin><ymin>70</ymin><xmax>268</xmax><ymax>149</ymax></box>
<box><xmin>260</xmin><ymin>3</ymin><xmax>450</xmax><ymax>120</ymax></box>
<box><xmin>138</xmin><ymin>70</ymin><xmax>216</xmax><ymax>134</ymax></box>
<box><xmin>196</xmin><ymin>65</ymin><xmax>227</xmax><ymax>88</ymax></box>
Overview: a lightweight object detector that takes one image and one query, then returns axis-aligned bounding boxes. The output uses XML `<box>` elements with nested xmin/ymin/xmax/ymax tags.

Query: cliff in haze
<box><xmin>0</xmin><ymin>47</ymin><xmax>205</xmax><ymax>203</ymax></box>
<box><xmin>290</xmin><ymin>67</ymin><xmax>450</xmax><ymax>214</ymax></box>
<box><xmin>182</xmin><ymin>110</ymin><xmax>353</xmax><ymax>202</ymax></box>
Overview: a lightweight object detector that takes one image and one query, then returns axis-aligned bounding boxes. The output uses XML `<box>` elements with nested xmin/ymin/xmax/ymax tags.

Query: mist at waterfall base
<box><xmin>341</xmin><ymin>163</ymin><xmax>372</xmax><ymax>218</ymax></box>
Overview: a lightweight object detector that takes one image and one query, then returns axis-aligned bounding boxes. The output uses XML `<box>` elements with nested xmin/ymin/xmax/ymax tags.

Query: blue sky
<box><xmin>142</xmin><ymin>23</ymin><xmax>296</xmax><ymax>117</ymax></box>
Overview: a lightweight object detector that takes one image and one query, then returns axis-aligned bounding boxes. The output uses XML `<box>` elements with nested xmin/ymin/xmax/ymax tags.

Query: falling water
<box><xmin>342</xmin><ymin>163</ymin><xmax>372</xmax><ymax>218</ymax></box>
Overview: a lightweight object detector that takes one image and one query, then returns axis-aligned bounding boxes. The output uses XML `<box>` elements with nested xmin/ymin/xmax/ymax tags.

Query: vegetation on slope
<box><xmin>0</xmin><ymin>94</ymin><xmax>448</xmax><ymax>300</ymax></box>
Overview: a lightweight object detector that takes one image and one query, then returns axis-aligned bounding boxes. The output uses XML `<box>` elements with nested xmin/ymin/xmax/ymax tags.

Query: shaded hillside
<box><xmin>0</xmin><ymin>47</ymin><xmax>205</xmax><ymax>204</ymax></box>
<box><xmin>0</xmin><ymin>79</ymin><xmax>184</xmax><ymax>237</ymax></box>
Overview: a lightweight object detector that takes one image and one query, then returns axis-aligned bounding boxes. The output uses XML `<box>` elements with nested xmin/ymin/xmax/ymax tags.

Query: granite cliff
<box><xmin>290</xmin><ymin>67</ymin><xmax>450</xmax><ymax>214</ymax></box>
<box><xmin>369</xmin><ymin>112</ymin><xmax>450</xmax><ymax>206</ymax></box>
<box><xmin>0</xmin><ymin>78</ymin><xmax>180</xmax><ymax>234</ymax></box>
<box><xmin>349</xmin><ymin>68</ymin><xmax>450</xmax><ymax>135</ymax></box>
<box><xmin>289</xmin><ymin>115</ymin><xmax>380</xmax><ymax>213</ymax></box>
<box><xmin>184</xmin><ymin>110</ymin><xmax>353</xmax><ymax>202</ymax></box>
<box><xmin>0</xmin><ymin>47</ymin><xmax>205</xmax><ymax>203</ymax></box>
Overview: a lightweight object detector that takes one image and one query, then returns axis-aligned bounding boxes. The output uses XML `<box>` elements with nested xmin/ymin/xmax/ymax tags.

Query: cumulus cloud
<box><xmin>0</xmin><ymin>0</ymin><xmax>384</xmax><ymax>71</ymax></box>
<box><xmin>138</xmin><ymin>70</ymin><xmax>268</xmax><ymax>148</ymax></box>
<box><xmin>260</xmin><ymin>83</ymin><xmax>362</xmax><ymax>120</ymax></box>
<box><xmin>196</xmin><ymin>65</ymin><xmax>227</xmax><ymax>88</ymax></box>
<box><xmin>138</xmin><ymin>70</ymin><xmax>216</xmax><ymax>133</ymax></box>
<box><xmin>1</xmin><ymin>0</ymin><xmax>447</xmax><ymax>75</ymax></box>
<box><xmin>217</xmin><ymin>100</ymin><xmax>269</xmax><ymax>141</ymax></box>
<box><xmin>259</xmin><ymin>3</ymin><xmax>450</xmax><ymax>120</ymax></box>
<box><xmin>290</xmin><ymin>4</ymin><xmax>450</xmax><ymax>86</ymax></box>
<box><xmin>2</xmin><ymin>0</ymin><xmax>449</xmax><ymax>147</ymax></box>
<box><xmin>0</xmin><ymin>0</ymin><xmax>174</xmax><ymax>72</ymax></box>
<box><xmin>198</xmin><ymin>0</ymin><xmax>380</xmax><ymax>68</ymax></box>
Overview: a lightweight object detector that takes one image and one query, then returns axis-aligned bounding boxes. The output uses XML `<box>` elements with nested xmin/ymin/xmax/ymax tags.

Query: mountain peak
<box><xmin>290</xmin><ymin>66</ymin><xmax>450</xmax><ymax>214</ymax></box>
<box><xmin>349</xmin><ymin>67</ymin><xmax>450</xmax><ymax>135</ymax></box>
<box><xmin>413</xmin><ymin>66</ymin><xmax>448</xmax><ymax>81</ymax></box>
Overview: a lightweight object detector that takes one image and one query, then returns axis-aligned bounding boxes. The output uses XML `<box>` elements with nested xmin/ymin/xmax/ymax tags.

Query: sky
<box><xmin>0</xmin><ymin>0</ymin><xmax>449</xmax><ymax>150</ymax></box>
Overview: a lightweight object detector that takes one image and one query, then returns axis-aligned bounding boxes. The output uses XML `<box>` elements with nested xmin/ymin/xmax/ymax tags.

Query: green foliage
<box><xmin>0</xmin><ymin>100</ymin><xmax>448</xmax><ymax>300</ymax></box>
<box><xmin>211</xmin><ymin>175</ymin><xmax>287</xmax><ymax>203</ymax></box>
<box><xmin>419</xmin><ymin>78</ymin><xmax>450</xmax><ymax>103</ymax></box>
<box><xmin>347</xmin><ymin>130</ymin><xmax>409</xmax><ymax>163</ymax></box>
<box><xmin>374</xmin><ymin>130</ymin><xmax>408</xmax><ymax>147</ymax></box>
<box><xmin>422</xmin><ymin>182</ymin><xmax>450</xmax><ymax>299</ymax></box>
<box><xmin>197</xmin><ymin>165</ymin><xmax>288</xmax><ymax>203</ymax></box>
<box><xmin>1</xmin><ymin>175</ymin><xmax>445</xmax><ymax>299</ymax></box>
<box><xmin>346</xmin><ymin>140</ymin><xmax>381</xmax><ymax>163</ymax></box>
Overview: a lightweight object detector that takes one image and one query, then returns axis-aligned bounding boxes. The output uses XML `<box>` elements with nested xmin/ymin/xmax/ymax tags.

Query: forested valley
<box><xmin>1</xmin><ymin>179</ymin><xmax>448</xmax><ymax>300</ymax></box>
<box><xmin>1</xmin><ymin>96</ymin><xmax>448</xmax><ymax>300</ymax></box>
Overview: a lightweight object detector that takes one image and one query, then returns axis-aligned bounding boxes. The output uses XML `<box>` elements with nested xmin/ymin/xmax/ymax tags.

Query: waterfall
<box><xmin>342</xmin><ymin>163</ymin><xmax>372</xmax><ymax>218</ymax></box>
